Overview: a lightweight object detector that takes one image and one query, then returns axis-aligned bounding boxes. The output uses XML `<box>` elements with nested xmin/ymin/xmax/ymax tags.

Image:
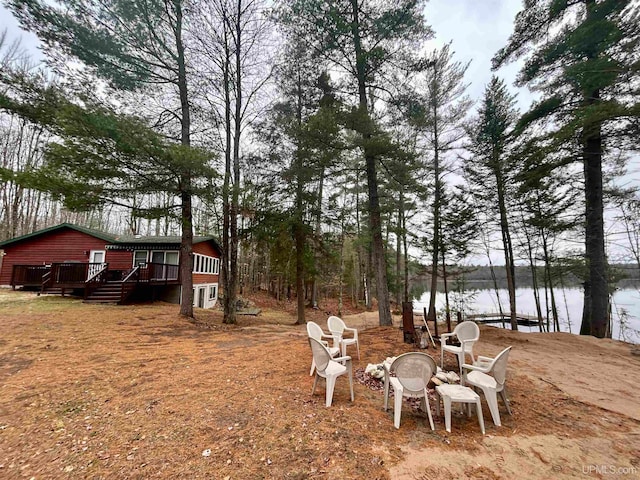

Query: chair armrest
<box><xmin>462</xmin><ymin>362</ymin><xmax>491</xmax><ymax>374</ymax></box>
<box><xmin>344</xmin><ymin>327</ymin><xmax>357</xmax><ymax>335</ymax></box>
<box><xmin>334</xmin><ymin>356</ymin><xmax>352</xmax><ymax>365</ymax></box>
<box><xmin>440</xmin><ymin>332</ymin><xmax>455</xmax><ymax>345</ymax></box>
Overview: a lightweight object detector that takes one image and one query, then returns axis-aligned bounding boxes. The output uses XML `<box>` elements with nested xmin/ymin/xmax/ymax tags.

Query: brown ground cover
<box><xmin>1</xmin><ymin>289</ymin><xmax>639</xmax><ymax>479</ymax></box>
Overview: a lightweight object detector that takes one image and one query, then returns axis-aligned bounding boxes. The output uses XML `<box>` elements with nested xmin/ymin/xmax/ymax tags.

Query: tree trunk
<box><xmin>395</xmin><ymin>193</ymin><xmax>402</xmax><ymax>307</ymax></box>
<box><xmin>580</xmin><ymin>96</ymin><xmax>608</xmax><ymax>338</ymax></box>
<box><xmin>221</xmin><ymin>17</ymin><xmax>235</xmax><ymax>324</ymax></box>
<box><xmin>496</xmin><ymin>172</ymin><xmax>517</xmax><ymax>330</ymax></box>
<box><xmin>427</xmin><ymin>87</ymin><xmax>441</xmax><ymax>325</ymax></box>
<box><xmin>228</xmin><ymin>0</ymin><xmax>244</xmax><ymax>324</ymax></box>
<box><xmin>310</xmin><ymin>166</ymin><xmax>325</xmax><ymax>308</ymax></box>
<box><xmin>350</xmin><ymin>0</ymin><xmax>391</xmax><ymax>325</ymax></box>
<box><xmin>175</xmin><ymin>0</ymin><xmax>194</xmax><ymax>318</ymax></box>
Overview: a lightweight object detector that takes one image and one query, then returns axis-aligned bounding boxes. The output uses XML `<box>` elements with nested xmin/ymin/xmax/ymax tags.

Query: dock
<box><xmin>466</xmin><ymin>312</ymin><xmax>541</xmax><ymax>327</ymax></box>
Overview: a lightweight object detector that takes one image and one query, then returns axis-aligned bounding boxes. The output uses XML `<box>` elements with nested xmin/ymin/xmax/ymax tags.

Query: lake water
<box><xmin>414</xmin><ymin>287</ymin><xmax>640</xmax><ymax>344</ymax></box>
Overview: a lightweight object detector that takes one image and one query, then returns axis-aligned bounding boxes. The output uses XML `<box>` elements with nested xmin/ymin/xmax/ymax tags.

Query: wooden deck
<box><xmin>466</xmin><ymin>312</ymin><xmax>541</xmax><ymax>327</ymax></box>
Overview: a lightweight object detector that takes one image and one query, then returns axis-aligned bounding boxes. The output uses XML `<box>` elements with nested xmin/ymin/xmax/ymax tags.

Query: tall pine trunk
<box><xmin>350</xmin><ymin>0</ymin><xmax>392</xmax><ymax>326</ymax></box>
<box><xmin>222</xmin><ymin>18</ymin><xmax>235</xmax><ymax>324</ymax></box>
<box><xmin>581</xmin><ymin>123</ymin><xmax>608</xmax><ymax>337</ymax></box>
<box><xmin>496</xmin><ymin>171</ymin><xmax>517</xmax><ymax>330</ymax></box>
<box><xmin>175</xmin><ymin>0</ymin><xmax>194</xmax><ymax>318</ymax></box>
<box><xmin>579</xmin><ymin>0</ymin><xmax>608</xmax><ymax>338</ymax></box>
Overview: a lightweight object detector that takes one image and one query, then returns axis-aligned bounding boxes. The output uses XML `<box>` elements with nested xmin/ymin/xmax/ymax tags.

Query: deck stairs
<box><xmin>84</xmin><ymin>281</ymin><xmax>125</xmax><ymax>304</ymax></box>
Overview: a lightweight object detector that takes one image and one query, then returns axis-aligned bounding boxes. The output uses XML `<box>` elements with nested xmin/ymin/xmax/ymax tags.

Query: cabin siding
<box><xmin>0</xmin><ymin>228</ymin><xmax>108</xmax><ymax>286</ymax></box>
<box><xmin>193</xmin><ymin>241</ymin><xmax>220</xmax><ymax>285</ymax></box>
<box><xmin>105</xmin><ymin>250</ymin><xmax>135</xmax><ymax>270</ymax></box>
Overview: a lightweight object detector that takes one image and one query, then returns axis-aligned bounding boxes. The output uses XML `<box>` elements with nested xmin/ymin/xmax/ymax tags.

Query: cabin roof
<box><xmin>0</xmin><ymin>223</ymin><xmax>117</xmax><ymax>248</ymax></box>
<box><xmin>0</xmin><ymin>223</ymin><xmax>221</xmax><ymax>252</ymax></box>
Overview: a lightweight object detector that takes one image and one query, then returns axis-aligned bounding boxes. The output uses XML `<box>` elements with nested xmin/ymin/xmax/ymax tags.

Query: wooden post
<box><xmin>402</xmin><ymin>301</ymin><xmax>414</xmax><ymax>344</ymax></box>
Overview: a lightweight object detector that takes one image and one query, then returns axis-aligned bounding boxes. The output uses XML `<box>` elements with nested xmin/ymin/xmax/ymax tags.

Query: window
<box><xmin>209</xmin><ymin>285</ymin><xmax>217</xmax><ymax>300</ymax></box>
<box><xmin>193</xmin><ymin>254</ymin><xmax>220</xmax><ymax>274</ymax></box>
<box><xmin>133</xmin><ymin>251</ymin><xmax>148</xmax><ymax>266</ymax></box>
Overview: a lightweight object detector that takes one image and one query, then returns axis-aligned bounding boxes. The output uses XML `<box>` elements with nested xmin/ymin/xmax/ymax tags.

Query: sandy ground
<box><xmin>0</xmin><ymin>290</ymin><xmax>639</xmax><ymax>479</ymax></box>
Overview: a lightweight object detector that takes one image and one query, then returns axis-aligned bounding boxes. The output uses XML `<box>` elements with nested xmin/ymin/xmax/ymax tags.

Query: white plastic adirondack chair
<box><xmin>307</xmin><ymin>321</ymin><xmax>340</xmax><ymax>375</ymax></box>
<box><xmin>440</xmin><ymin>321</ymin><xmax>480</xmax><ymax>376</ymax></box>
<box><xmin>308</xmin><ymin>337</ymin><xmax>354</xmax><ymax>407</ymax></box>
<box><xmin>327</xmin><ymin>315</ymin><xmax>360</xmax><ymax>359</ymax></box>
<box><xmin>462</xmin><ymin>346</ymin><xmax>513</xmax><ymax>426</ymax></box>
<box><xmin>387</xmin><ymin>352</ymin><xmax>436</xmax><ymax>430</ymax></box>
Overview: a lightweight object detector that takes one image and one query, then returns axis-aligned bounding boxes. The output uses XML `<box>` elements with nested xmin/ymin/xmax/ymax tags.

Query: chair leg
<box><xmin>347</xmin><ymin>363</ymin><xmax>354</xmax><ymax>402</ymax></box>
<box><xmin>440</xmin><ymin>348</ymin><xmax>444</xmax><ymax>369</ymax></box>
<box><xmin>325</xmin><ymin>376</ymin><xmax>337</xmax><ymax>407</ymax></box>
<box><xmin>311</xmin><ymin>374</ymin><xmax>319</xmax><ymax>396</ymax></box>
<box><xmin>443</xmin><ymin>396</ymin><xmax>452</xmax><ymax>433</ymax></box>
<box><xmin>384</xmin><ymin>377</ymin><xmax>390</xmax><ymax>411</ymax></box>
<box><xmin>484</xmin><ymin>389</ymin><xmax>502</xmax><ymax>426</ymax></box>
<box><xmin>393</xmin><ymin>388</ymin><xmax>403</xmax><ymax>429</ymax></box>
<box><xmin>475</xmin><ymin>398</ymin><xmax>485</xmax><ymax>434</ymax></box>
<box><xmin>356</xmin><ymin>339</ymin><xmax>360</xmax><ymax>360</ymax></box>
<box><xmin>423</xmin><ymin>389</ymin><xmax>435</xmax><ymax>431</ymax></box>
<box><xmin>310</xmin><ymin>358</ymin><xmax>316</xmax><ymax>376</ymax></box>
<box><xmin>500</xmin><ymin>388</ymin><xmax>512</xmax><ymax>415</ymax></box>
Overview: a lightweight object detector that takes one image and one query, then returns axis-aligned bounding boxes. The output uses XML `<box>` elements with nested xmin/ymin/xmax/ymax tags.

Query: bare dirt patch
<box><xmin>0</xmin><ymin>289</ymin><xmax>639</xmax><ymax>479</ymax></box>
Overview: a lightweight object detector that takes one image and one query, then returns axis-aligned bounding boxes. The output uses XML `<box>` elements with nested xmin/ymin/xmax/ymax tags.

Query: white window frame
<box><xmin>133</xmin><ymin>250</ymin><xmax>148</xmax><ymax>266</ymax></box>
<box><xmin>193</xmin><ymin>253</ymin><xmax>220</xmax><ymax>274</ymax></box>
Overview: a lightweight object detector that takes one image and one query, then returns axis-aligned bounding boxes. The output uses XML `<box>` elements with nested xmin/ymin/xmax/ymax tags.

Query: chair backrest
<box><xmin>308</xmin><ymin>337</ymin><xmax>332</xmax><ymax>373</ymax></box>
<box><xmin>490</xmin><ymin>346</ymin><xmax>512</xmax><ymax>386</ymax></box>
<box><xmin>306</xmin><ymin>321</ymin><xmax>324</xmax><ymax>341</ymax></box>
<box><xmin>390</xmin><ymin>352</ymin><xmax>437</xmax><ymax>394</ymax></box>
<box><xmin>454</xmin><ymin>321</ymin><xmax>480</xmax><ymax>342</ymax></box>
<box><xmin>327</xmin><ymin>316</ymin><xmax>346</xmax><ymax>335</ymax></box>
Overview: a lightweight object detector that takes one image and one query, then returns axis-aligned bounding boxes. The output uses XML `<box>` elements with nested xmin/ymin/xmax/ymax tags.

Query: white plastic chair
<box><xmin>440</xmin><ymin>321</ymin><xmax>480</xmax><ymax>375</ymax></box>
<box><xmin>308</xmin><ymin>337</ymin><xmax>354</xmax><ymax>407</ymax></box>
<box><xmin>387</xmin><ymin>352</ymin><xmax>436</xmax><ymax>430</ymax></box>
<box><xmin>307</xmin><ymin>321</ymin><xmax>340</xmax><ymax>376</ymax></box>
<box><xmin>327</xmin><ymin>315</ymin><xmax>360</xmax><ymax>359</ymax></box>
<box><xmin>462</xmin><ymin>346</ymin><xmax>513</xmax><ymax>426</ymax></box>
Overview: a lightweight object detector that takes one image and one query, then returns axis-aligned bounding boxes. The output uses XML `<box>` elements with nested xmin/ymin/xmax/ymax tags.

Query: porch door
<box><xmin>88</xmin><ymin>250</ymin><xmax>106</xmax><ymax>279</ymax></box>
<box><xmin>165</xmin><ymin>252</ymin><xmax>179</xmax><ymax>280</ymax></box>
<box><xmin>150</xmin><ymin>251</ymin><xmax>179</xmax><ymax>280</ymax></box>
<box><xmin>151</xmin><ymin>251</ymin><xmax>165</xmax><ymax>280</ymax></box>
<box><xmin>197</xmin><ymin>286</ymin><xmax>205</xmax><ymax>308</ymax></box>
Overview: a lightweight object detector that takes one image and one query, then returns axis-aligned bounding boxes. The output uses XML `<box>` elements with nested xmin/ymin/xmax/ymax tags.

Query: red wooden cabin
<box><xmin>0</xmin><ymin>223</ymin><xmax>221</xmax><ymax>307</ymax></box>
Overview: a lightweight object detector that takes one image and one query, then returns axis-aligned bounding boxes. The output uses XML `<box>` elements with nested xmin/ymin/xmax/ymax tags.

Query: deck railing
<box><xmin>84</xmin><ymin>264</ymin><xmax>110</xmax><ymax>300</ymax></box>
<box><xmin>52</xmin><ymin>263</ymin><xmax>104</xmax><ymax>285</ymax></box>
<box><xmin>12</xmin><ymin>261</ymin><xmax>181</xmax><ymax>301</ymax></box>
<box><xmin>139</xmin><ymin>262</ymin><xmax>180</xmax><ymax>283</ymax></box>
<box><xmin>11</xmin><ymin>265</ymin><xmax>50</xmax><ymax>287</ymax></box>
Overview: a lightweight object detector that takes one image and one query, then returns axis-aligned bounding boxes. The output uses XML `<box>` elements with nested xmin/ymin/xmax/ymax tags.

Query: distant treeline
<box><xmin>411</xmin><ymin>263</ymin><xmax>640</xmax><ymax>292</ymax></box>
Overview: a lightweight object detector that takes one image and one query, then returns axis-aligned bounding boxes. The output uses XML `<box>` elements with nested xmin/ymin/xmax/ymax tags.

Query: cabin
<box><xmin>0</xmin><ymin>223</ymin><xmax>221</xmax><ymax>308</ymax></box>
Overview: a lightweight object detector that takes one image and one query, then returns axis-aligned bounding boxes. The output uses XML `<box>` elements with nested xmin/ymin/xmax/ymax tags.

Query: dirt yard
<box><xmin>1</xmin><ymin>290</ymin><xmax>639</xmax><ymax>479</ymax></box>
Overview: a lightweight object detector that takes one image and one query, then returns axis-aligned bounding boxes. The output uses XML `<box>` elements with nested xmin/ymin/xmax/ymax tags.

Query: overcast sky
<box><xmin>424</xmin><ymin>0</ymin><xmax>532</xmax><ymax>110</ymax></box>
<box><xmin>1</xmin><ymin>1</ymin><xmax>530</xmax><ymax>106</ymax></box>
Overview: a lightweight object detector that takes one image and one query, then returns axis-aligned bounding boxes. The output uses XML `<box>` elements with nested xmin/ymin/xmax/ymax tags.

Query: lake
<box><xmin>413</xmin><ymin>287</ymin><xmax>640</xmax><ymax>344</ymax></box>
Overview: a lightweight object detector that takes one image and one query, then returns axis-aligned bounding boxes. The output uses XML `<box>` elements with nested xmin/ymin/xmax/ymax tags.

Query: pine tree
<box><xmin>465</xmin><ymin>76</ymin><xmax>519</xmax><ymax>330</ymax></box>
<box><xmin>493</xmin><ymin>0</ymin><xmax>640</xmax><ymax>338</ymax></box>
<box><xmin>277</xmin><ymin>0</ymin><xmax>431</xmax><ymax>326</ymax></box>
<box><xmin>7</xmin><ymin>0</ymin><xmax>199</xmax><ymax>316</ymax></box>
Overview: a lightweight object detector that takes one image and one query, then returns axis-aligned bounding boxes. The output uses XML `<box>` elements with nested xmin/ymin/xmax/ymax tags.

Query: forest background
<box><xmin>0</xmin><ymin>0</ymin><xmax>638</xmax><ymax>338</ymax></box>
